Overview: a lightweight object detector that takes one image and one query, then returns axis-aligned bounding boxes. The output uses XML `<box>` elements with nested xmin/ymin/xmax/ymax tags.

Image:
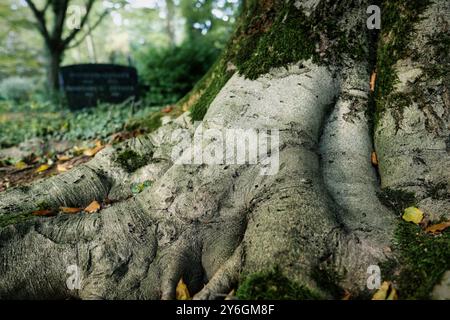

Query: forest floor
<box><xmin>0</xmin><ymin>101</ymin><xmax>173</xmax><ymax>191</ymax></box>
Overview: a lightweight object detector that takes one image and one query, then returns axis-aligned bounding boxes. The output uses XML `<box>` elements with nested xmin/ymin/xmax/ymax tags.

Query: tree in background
<box><xmin>23</xmin><ymin>0</ymin><xmax>112</xmax><ymax>91</ymax></box>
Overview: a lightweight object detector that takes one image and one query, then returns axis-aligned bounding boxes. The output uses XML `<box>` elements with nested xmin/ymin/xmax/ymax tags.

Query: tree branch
<box><xmin>62</xmin><ymin>0</ymin><xmax>95</xmax><ymax>48</ymax></box>
<box><xmin>24</xmin><ymin>0</ymin><xmax>51</xmax><ymax>45</ymax></box>
<box><xmin>51</xmin><ymin>0</ymin><xmax>69</xmax><ymax>43</ymax></box>
<box><xmin>66</xmin><ymin>9</ymin><xmax>110</xmax><ymax>49</ymax></box>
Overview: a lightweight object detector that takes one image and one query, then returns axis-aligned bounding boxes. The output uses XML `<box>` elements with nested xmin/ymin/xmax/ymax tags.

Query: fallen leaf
<box><xmin>60</xmin><ymin>207</ymin><xmax>82</xmax><ymax>214</ymax></box>
<box><xmin>387</xmin><ymin>286</ymin><xmax>398</xmax><ymax>300</ymax></box>
<box><xmin>32</xmin><ymin>209</ymin><xmax>54</xmax><ymax>216</ymax></box>
<box><xmin>225</xmin><ymin>289</ymin><xmax>236</xmax><ymax>300</ymax></box>
<box><xmin>161</xmin><ymin>105</ymin><xmax>173</xmax><ymax>113</ymax></box>
<box><xmin>372</xmin><ymin>281</ymin><xmax>397</xmax><ymax>300</ymax></box>
<box><xmin>84</xmin><ymin>200</ymin><xmax>101</xmax><ymax>213</ymax></box>
<box><xmin>425</xmin><ymin>221</ymin><xmax>450</xmax><ymax>234</ymax></box>
<box><xmin>371</xmin><ymin>151</ymin><xmax>378</xmax><ymax>166</ymax></box>
<box><xmin>35</xmin><ymin>164</ymin><xmax>50</xmax><ymax>173</ymax></box>
<box><xmin>57</xmin><ymin>155</ymin><xmax>71</xmax><ymax>162</ymax></box>
<box><xmin>14</xmin><ymin>161</ymin><xmax>28</xmax><ymax>170</ymax></box>
<box><xmin>342</xmin><ymin>290</ymin><xmax>352</xmax><ymax>300</ymax></box>
<box><xmin>57</xmin><ymin>163</ymin><xmax>73</xmax><ymax>173</ymax></box>
<box><xmin>370</xmin><ymin>70</ymin><xmax>377</xmax><ymax>92</ymax></box>
<box><xmin>402</xmin><ymin>207</ymin><xmax>424</xmax><ymax>225</ymax></box>
<box><xmin>83</xmin><ymin>142</ymin><xmax>104</xmax><ymax>157</ymax></box>
<box><xmin>176</xmin><ymin>278</ymin><xmax>190</xmax><ymax>300</ymax></box>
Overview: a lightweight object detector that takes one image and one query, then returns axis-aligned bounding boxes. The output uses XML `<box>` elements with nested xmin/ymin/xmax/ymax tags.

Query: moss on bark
<box><xmin>236</xmin><ymin>267</ymin><xmax>322</xmax><ymax>300</ymax></box>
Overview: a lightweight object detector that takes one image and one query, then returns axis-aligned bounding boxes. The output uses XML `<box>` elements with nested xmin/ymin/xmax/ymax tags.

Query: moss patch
<box><xmin>236</xmin><ymin>267</ymin><xmax>321</xmax><ymax>300</ymax></box>
<box><xmin>232</xmin><ymin>0</ymin><xmax>368</xmax><ymax>80</ymax></box>
<box><xmin>187</xmin><ymin>0</ymin><xmax>370</xmax><ymax>120</ymax></box>
<box><xmin>392</xmin><ymin>222</ymin><xmax>450</xmax><ymax>299</ymax></box>
<box><xmin>375</xmin><ymin>0</ymin><xmax>431</xmax><ymax>123</ymax></box>
<box><xmin>116</xmin><ymin>150</ymin><xmax>149</xmax><ymax>173</ymax></box>
<box><xmin>187</xmin><ymin>58</ymin><xmax>233</xmax><ymax>121</ymax></box>
<box><xmin>0</xmin><ymin>211</ymin><xmax>34</xmax><ymax>229</ymax></box>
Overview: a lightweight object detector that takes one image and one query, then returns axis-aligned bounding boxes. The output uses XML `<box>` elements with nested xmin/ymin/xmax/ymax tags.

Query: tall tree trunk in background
<box><xmin>165</xmin><ymin>0</ymin><xmax>176</xmax><ymax>46</ymax></box>
<box><xmin>0</xmin><ymin>0</ymin><xmax>449</xmax><ymax>300</ymax></box>
<box><xmin>47</xmin><ymin>47</ymin><xmax>63</xmax><ymax>91</ymax></box>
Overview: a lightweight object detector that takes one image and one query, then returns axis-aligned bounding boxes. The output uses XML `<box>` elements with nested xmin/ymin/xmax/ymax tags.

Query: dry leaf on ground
<box><xmin>14</xmin><ymin>161</ymin><xmax>28</xmax><ymax>170</ymax></box>
<box><xmin>32</xmin><ymin>209</ymin><xmax>54</xmax><ymax>216</ymax></box>
<box><xmin>57</xmin><ymin>163</ymin><xmax>73</xmax><ymax>173</ymax></box>
<box><xmin>60</xmin><ymin>207</ymin><xmax>82</xmax><ymax>214</ymax></box>
<box><xmin>372</xmin><ymin>281</ymin><xmax>397</xmax><ymax>300</ymax></box>
<box><xmin>176</xmin><ymin>278</ymin><xmax>191</xmax><ymax>300</ymax></box>
<box><xmin>371</xmin><ymin>151</ymin><xmax>378</xmax><ymax>166</ymax></box>
<box><xmin>84</xmin><ymin>200</ymin><xmax>101</xmax><ymax>213</ymax></box>
<box><xmin>35</xmin><ymin>164</ymin><xmax>50</xmax><ymax>173</ymax></box>
<box><xmin>370</xmin><ymin>70</ymin><xmax>377</xmax><ymax>92</ymax></box>
<box><xmin>83</xmin><ymin>141</ymin><xmax>104</xmax><ymax>157</ymax></box>
<box><xmin>425</xmin><ymin>221</ymin><xmax>450</xmax><ymax>234</ymax></box>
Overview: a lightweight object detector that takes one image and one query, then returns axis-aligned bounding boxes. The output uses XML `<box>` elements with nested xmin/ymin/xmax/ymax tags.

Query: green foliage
<box><xmin>393</xmin><ymin>222</ymin><xmax>450</xmax><ymax>299</ymax></box>
<box><xmin>236</xmin><ymin>267</ymin><xmax>321</xmax><ymax>300</ymax></box>
<box><xmin>0</xmin><ymin>100</ymin><xmax>160</xmax><ymax>148</ymax></box>
<box><xmin>138</xmin><ymin>37</ymin><xmax>222</xmax><ymax>106</ymax></box>
<box><xmin>0</xmin><ymin>77</ymin><xmax>35</xmax><ymax>103</ymax></box>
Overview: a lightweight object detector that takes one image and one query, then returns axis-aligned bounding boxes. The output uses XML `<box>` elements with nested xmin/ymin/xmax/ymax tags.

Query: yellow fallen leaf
<box><xmin>225</xmin><ymin>289</ymin><xmax>236</xmax><ymax>300</ymax></box>
<box><xmin>14</xmin><ymin>161</ymin><xmax>27</xmax><ymax>170</ymax></box>
<box><xmin>60</xmin><ymin>207</ymin><xmax>82</xmax><ymax>214</ymax></box>
<box><xmin>425</xmin><ymin>221</ymin><xmax>450</xmax><ymax>234</ymax></box>
<box><xmin>57</xmin><ymin>163</ymin><xmax>73</xmax><ymax>173</ymax></box>
<box><xmin>57</xmin><ymin>155</ymin><xmax>71</xmax><ymax>162</ymax></box>
<box><xmin>35</xmin><ymin>164</ymin><xmax>50</xmax><ymax>173</ymax></box>
<box><xmin>83</xmin><ymin>145</ymin><xmax>103</xmax><ymax>157</ymax></box>
<box><xmin>402</xmin><ymin>207</ymin><xmax>424</xmax><ymax>225</ymax></box>
<box><xmin>372</xmin><ymin>281</ymin><xmax>397</xmax><ymax>300</ymax></box>
<box><xmin>176</xmin><ymin>278</ymin><xmax>191</xmax><ymax>300</ymax></box>
<box><xmin>387</xmin><ymin>286</ymin><xmax>398</xmax><ymax>300</ymax></box>
<box><xmin>84</xmin><ymin>200</ymin><xmax>101</xmax><ymax>213</ymax></box>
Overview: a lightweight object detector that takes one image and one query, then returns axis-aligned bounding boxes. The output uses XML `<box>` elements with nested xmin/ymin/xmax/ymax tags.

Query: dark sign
<box><xmin>59</xmin><ymin>64</ymin><xmax>138</xmax><ymax>109</ymax></box>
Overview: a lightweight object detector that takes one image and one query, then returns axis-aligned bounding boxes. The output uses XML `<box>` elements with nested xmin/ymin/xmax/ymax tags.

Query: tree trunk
<box><xmin>47</xmin><ymin>48</ymin><xmax>63</xmax><ymax>91</ymax></box>
<box><xmin>0</xmin><ymin>0</ymin><xmax>449</xmax><ymax>300</ymax></box>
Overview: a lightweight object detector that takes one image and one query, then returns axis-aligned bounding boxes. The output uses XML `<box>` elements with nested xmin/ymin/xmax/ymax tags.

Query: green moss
<box><xmin>232</xmin><ymin>0</ymin><xmax>368</xmax><ymax>80</ymax></box>
<box><xmin>116</xmin><ymin>150</ymin><xmax>149</xmax><ymax>173</ymax></box>
<box><xmin>311</xmin><ymin>265</ymin><xmax>345</xmax><ymax>298</ymax></box>
<box><xmin>188</xmin><ymin>58</ymin><xmax>232</xmax><ymax>121</ymax></box>
<box><xmin>236</xmin><ymin>267</ymin><xmax>321</xmax><ymax>300</ymax></box>
<box><xmin>377</xmin><ymin>188</ymin><xmax>416</xmax><ymax>214</ymax></box>
<box><xmin>187</xmin><ymin>0</ymin><xmax>370</xmax><ymax>120</ymax></box>
<box><xmin>125</xmin><ymin>111</ymin><xmax>164</xmax><ymax>134</ymax></box>
<box><xmin>0</xmin><ymin>211</ymin><xmax>34</xmax><ymax>229</ymax></box>
<box><xmin>392</xmin><ymin>222</ymin><xmax>450</xmax><ymax>299</ymax></box>
<box><xmin>375</xmin><ymin>0</ymin><xmax>431</xmax><ymax>124</ymax></box>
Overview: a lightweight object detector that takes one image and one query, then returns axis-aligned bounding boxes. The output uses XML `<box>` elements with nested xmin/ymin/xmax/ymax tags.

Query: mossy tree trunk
<box><xmin>0</xmin><ymin>0</ymin><xmax>449</xmax><ymax>299</ymax></box>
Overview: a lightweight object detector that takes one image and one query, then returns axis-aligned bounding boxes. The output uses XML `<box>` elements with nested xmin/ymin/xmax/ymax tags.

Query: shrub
<box><xmin>0</xmin><ymin>77</ymin><xmax>34</xmax><ymax>103</ymax></box>
<box><xmin>137</xmin><ymin>37</ymin><xmax>221</xmax><ymax>106</ymax></box>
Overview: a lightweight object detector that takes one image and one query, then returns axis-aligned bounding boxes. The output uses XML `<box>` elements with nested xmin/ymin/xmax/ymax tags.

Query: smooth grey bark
<box><xmin>0</xmin><ymin>0</ymin><xmax>448</xmax><ymax>299</ymax></box>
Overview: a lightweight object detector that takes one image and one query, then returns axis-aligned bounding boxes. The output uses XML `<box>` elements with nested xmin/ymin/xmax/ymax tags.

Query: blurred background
<box><xmin>0</xmin><ymin>0</ymin><xmax>241</xmax><ymax>190</ymax></box>
<box><xmin>0</xmin><ymin>0</ymin><xmax>240</xmax><ymax>148</ymax></box>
